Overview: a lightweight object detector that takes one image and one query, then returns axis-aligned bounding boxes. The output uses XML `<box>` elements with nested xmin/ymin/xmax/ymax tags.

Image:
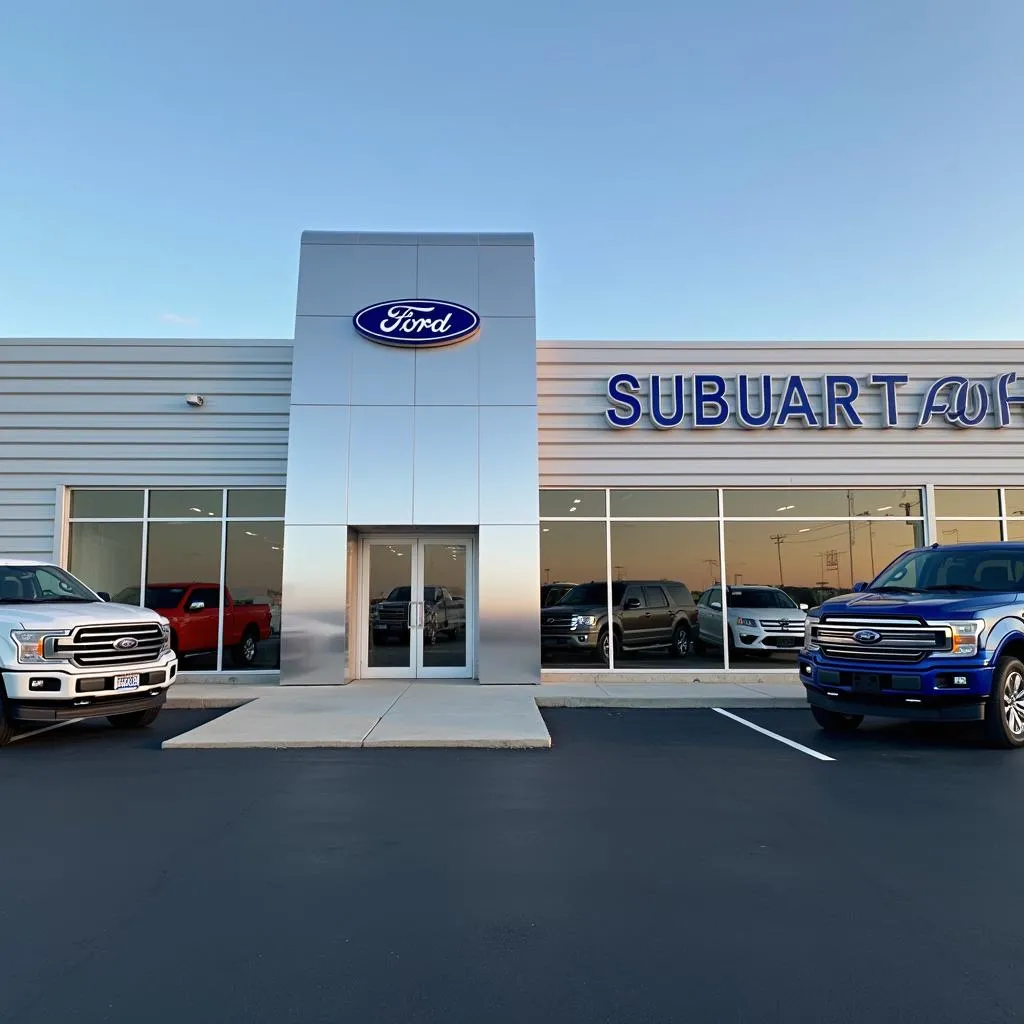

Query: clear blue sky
<box><xmin>2</xmin><ymin>0</ymin><xmax>1022</xmax><ymax>341</ymax></box>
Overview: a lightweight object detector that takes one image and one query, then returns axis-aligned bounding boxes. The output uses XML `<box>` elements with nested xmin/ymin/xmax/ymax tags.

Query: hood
<box><xmin>542</xmin><ymin>604</ymin><xmax>601</xmax><ymax>619</ymax></box>
<box><xmin>4</xmin><ymin>601</ymin><xmax>167</xmax><ymax>630</ymax></box>
<box><xmin>817</xmin><ymin>590</ymin><xmax>1019</xmax><ymax>620</ymax></box>
<box><xmin>729</xmin><ymin>607</ymin><xmax>806</xmax><ymax>621</ymax></box>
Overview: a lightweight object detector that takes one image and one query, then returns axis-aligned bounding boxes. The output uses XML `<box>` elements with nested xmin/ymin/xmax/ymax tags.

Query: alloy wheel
<box><xmin>675</xmin><ymin>630</ymin><xmax>690</xmax><ymax>656</ymax></box>
<box><xmin>1004</xmin><ymin>670</ymin><xmax>1024</xmax><ymax>735</ymax></box>
<box><xmin>243</xmin><ymin>636</ymin><xmax>257</xmax><ymax>662</ymax></box>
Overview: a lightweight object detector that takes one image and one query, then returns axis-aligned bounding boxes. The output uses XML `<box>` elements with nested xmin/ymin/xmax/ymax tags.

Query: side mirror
<box><xmin>710</xmin><ymin>600</ymin><xmax>722</xmax><ymax>610</ymax></box>
<box><xmin>625</xmin><ymin>597</ymin><xmax>642</xmax><ymax>610</ymax></box>
<box><xmin>799</xmin><ymin>603</ymin><xmax>809</xmax><ymax>611</ymax></box>
<box><xmin>188</xmin><ymin>600</ymin><xmax>206</xmax><ymax>612</ymax></box>
<box><xmin>852</xmin><ymin>582</ymin><xmax>868</xmax><ymax>593</ymax></box>
<box><xmin>97</xmin><ymin>591</ymin><xmax>110</xmax><ymax>602</ymax></box>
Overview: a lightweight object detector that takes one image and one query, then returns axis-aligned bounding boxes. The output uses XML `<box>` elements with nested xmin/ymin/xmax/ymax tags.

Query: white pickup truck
<box><xmin>0</xmin><ymin>559</ymin><xmax>178</xmax><ymax>747</ymax></box>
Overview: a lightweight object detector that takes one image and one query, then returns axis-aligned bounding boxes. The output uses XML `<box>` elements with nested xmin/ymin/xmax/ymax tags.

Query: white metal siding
<box><xmin>0</xmin><ymin>338</ymin><xmax>291</xmax><ymax>560</ymax></box>
<box><xmin>538</xmin><ymin>341</ymin><xmax>1024</xmax><ymax>489</ymax></box>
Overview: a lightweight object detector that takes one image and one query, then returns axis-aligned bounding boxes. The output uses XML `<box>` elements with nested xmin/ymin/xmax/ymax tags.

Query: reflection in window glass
<box><xmin>935</xmin><ymin>520</ymin><xmax>1003</xmax><ymax>545</ymax></box>
<box><xmin>934</xmin><ymin>488</ymin><xmax>1000</xmax><ymax>518</ymax></box>
<box><xmin>146</xmin><ymin>522</ymin><xmax>222</xmax><ymax>670</ymax></box>
<box><xmin>540</xmin><ymin>490</ymin><xmax>605</xmax><ymax>518</ymax></box>
<box><xmin>611</xmin><ymin>522</ymin><xmax>723</xmax><ymax>668</ymax></box>
<box><xmin>723</xmin><ymin>488</ymin><xmax>923</xmax><ymax>519</ymax></box>
<box><xmin>221</xmin><ymin>522</ymin><xmax>283</xmax><ymax>669</ymax></box>
<box><xmin>227</xmin><ymin>489</ymin><xmax>287</xmax><ymax>518</ymax></box>
<box><xmin>1004</xmin><ymin>520</ymin><xmax>1024</xmax><ymax>542</ymax></box>
<box><xmin>610</xmin><ymin>490</ymin><xmax>717</xmax><ymax>518</ymax></box>
<box><xmin>540</xmin><ymin>522</ymin><xmax>608</xmax><ymax>668</ymax></box>
<box><xmin>70</xmin><ymin>490</ymin><xmax>144</xmax><ymax>519</ymax></box>
<box><xmin>723</xmin><ymin>519</ymin><xmax>925</xmax><ymax>669</ymax></box>
<box><xmin>68</xmin><ymin>522</ymin><xmax>143</xmax><ymax>599</ymax></box>
<box><xmin>149</xmin><ymin>490</ymin><xmax>224</xmax><ymax>519</ymax></box>
<box><xmin>1004</xmin><ymin>490</ymin><xmax>1024</xmax><ymax>520</ymax></box>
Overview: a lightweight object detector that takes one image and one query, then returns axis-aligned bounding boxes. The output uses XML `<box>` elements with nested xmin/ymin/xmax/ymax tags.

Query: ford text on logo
<box><xmin>113</xmin><ymin>637</ymin><xmax>140</xmax><ymax>650</ymax></box>
<box><xmin>852</xmin><ymin>629</ymin><xmax>883</xmax><ymax>645</ymax></box>
<box><xmin>353</xmin><ymin>300</ymin><xmax>480</xmax><ymax>349</ymax></box>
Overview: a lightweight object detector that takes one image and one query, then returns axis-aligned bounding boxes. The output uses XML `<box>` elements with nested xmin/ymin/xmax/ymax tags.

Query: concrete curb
<box><xmin>534</xmin><ymin>696</ymin><xmax>807</xmax><ymax>710</ymax></box>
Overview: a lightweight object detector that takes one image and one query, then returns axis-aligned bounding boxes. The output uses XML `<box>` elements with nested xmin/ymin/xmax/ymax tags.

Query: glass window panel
<box><xmin>610</xmin><ymin>489</ymin><xmax>717</xmax><ymax>518</ymax></box>
<box><xmin>1004</xmin><ymin>490</ymin><xmax>1024</xmax><ymax>520</ymax></box>
<box><xmin>146</xmin><ymin>522</ymin><xmax>222</xmax><ymax>670</ymax></box>
<box><xmin>723</xmin><ymin>519</ymin><xmax>925</xmax><ymax>670</ymax></box>
<box><xmin>539</xmin><ymin>489</ymin><xmax>605</xmax><ymax>518</ymax></box>
<box><xmin>723</xmin><ymin>488</ymin><xmax>924</xmax><ymax>519</ymax></box>
<box><xmin>221</xmin><ymin>522</ymin><xmax>283</xmax><ymax>670</ymax></box>
<box><xmin>935</xmin><ymin>520</ymin><xmax>1003</xmax><ymax>545</ymax></box>
<box><xmin>610</xmin><ymin>522</ymin><xmax>723</xmax><ymax>668</ymax></box>
<box><xmin>368</xmin><ymin>543</ymin><xmax>413</xmax><ymax>672</ymax></box>
<box><xmin>149</xmin><ymin>489</ymin><xmax>224</xmax><ymax>519</ymax></box>
<box><xmin>540</xmin><ymin>522</ymin><xmax>609</xmax><ymax>668</ymax></box>
<box><xmin>421</xmin><ymin>542</ymin><xmax>469</xmax><ymax>670</ymax></box>
<box><xmin>227</xmin><ymin>489</ymin><xmax>286</xmax><ymax>518</ymax></box>
<box><xmin>68</xmin><ymin>522</ymin><xmax>143</xmax><ymax>600</ymax></box>
<box><xmin>934</xmin><ymin>488</ymin><xmax>1001</xmax><ymax>518</ymax></box>
<box><xmin>69</xmin><ymin>489</ymin><xmax>144</xmax><ymax>519</ymax></box>
<box><xmin>1004</xmin><ymin>520</ymin><xmax>1024</xmax><ymax>541</ymax></box>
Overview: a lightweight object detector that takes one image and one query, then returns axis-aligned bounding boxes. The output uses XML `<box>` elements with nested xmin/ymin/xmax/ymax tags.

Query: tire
<box><xmin>983</xmin><ymin>656</ymin><xmax>1024</xmax><ymax>749</ymax></box>
<box><xmin>811</xmin><ymin>705</ymin><xmax>864</xmax><ymax>733</ymax></box>
<box><xmin>0</xmin><ymin>689</ymin><xmax>16</xmax><ymax>748</ymax></box>
<box><xmin>671</xmin><ymin>623</ymin><xmax>692</xmax><ymax>659</ymax></box>
<box><xmin>108</xmin><ymin>706</ymin><xmax>161</xmax><ymax>729</ymax></box>
<box><xmin>231</xmin><ymin>627</ymin><xmax>259</xmax><ymax>667</ymax></box>
<box><xmin>597</xmin><ymin>628</ymin><xmax>611</xmax><ymax>666</ymax></box>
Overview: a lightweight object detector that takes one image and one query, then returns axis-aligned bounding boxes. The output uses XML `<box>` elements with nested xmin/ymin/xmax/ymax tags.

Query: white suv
<box><xmin>696</xmin><ymin>584</ymin><xmax>808</xmax><ymax>656</ymax></box>
<box><xmin>0</xmin><ymin>560</ymin><xmax>178</xmax><ymax>746</ymax></box>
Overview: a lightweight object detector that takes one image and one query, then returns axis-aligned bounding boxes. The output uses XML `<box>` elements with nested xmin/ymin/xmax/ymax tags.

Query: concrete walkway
<box><xmin>162</xmin><ymin>679</ymin><xmax>808</xmax><ymax>750</ymax></box>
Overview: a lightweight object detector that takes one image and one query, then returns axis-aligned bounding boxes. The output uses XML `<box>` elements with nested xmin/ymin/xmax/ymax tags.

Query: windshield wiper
<box><xmin>921</xmin><ymin>584</ymin><xmax>983</xmax><ymax>592</ymax></box>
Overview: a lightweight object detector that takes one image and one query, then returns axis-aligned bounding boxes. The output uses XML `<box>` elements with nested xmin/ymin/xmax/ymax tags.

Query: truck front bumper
<box><xmin>2</xmin><ymin>653</ymin><xmax>178</xmax><ymax>721</ymax></box>
<box><xmin>799</xmin><ymin>651</ymin><xmax>990</xmax><ymax>721</ymax></box>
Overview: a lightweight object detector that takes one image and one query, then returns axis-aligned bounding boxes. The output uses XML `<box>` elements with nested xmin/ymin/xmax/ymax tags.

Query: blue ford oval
<box><xmin>353</xmin><ymin>299</ymin><xmax>480</xmax><ymax>349</ymax></box>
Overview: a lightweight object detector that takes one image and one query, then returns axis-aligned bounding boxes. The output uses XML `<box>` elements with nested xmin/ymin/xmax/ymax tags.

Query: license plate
<box><xmin>776</xmin><ymin>638</ymin><xmax>799</xmax><ymax>648</ymax></box>
<box><xmin>852</xmin><ymin>673</ymin><xmax>882</xmax><ymax>693</ymax></box>
<box><xmin>114</xmin><ymin>674</ymin><xmax>141</xmax><ymax>691</ymax></box>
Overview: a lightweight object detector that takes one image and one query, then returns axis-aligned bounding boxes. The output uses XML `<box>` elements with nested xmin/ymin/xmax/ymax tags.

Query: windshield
<box><xmin>385</xmin><ymin>587</ymin><xmax>412</xmax><ymax>601</ymax></box>
<box><xmin>556</xmin><ymin>583</ymin><xmax>626</xmax><ymax>607</ymax></box>
<box><xmin>872</xmin><ymin>546</ymin><xmax>1024</xmax><ymax>593</ymax></box>
<box><xmin>115</xmin><ymin>586</ymin><xmax>188</xmax><ymax>610</ymax></box>
<box><xmin>0</xmin><ymin>565</ymin><xmax>97</xmax><ymax>604</ymax></box>
<box><xmin>727</xmin><ymin>588</ymin><xmax>798</xmax><ymax>610</ymax></box>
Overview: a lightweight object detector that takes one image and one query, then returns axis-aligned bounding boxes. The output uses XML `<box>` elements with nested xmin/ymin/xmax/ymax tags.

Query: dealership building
<box><xmin>4</xmin><ymin>230</ymin><xmax>1024</xmax><ymax>686</ymax></box>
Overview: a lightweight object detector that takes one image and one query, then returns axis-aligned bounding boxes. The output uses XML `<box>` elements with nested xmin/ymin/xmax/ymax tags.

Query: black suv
<box><xmin>541</xmin><ymin>579</ymin><xmax>698</xmax><ymax>664</ymax></box>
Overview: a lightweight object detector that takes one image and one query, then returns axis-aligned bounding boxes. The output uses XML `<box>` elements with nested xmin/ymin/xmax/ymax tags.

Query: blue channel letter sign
<box><xmin>604</xmin><ymin>372</ymin><xmax>1024</xmax><ymax>430</ymax></box>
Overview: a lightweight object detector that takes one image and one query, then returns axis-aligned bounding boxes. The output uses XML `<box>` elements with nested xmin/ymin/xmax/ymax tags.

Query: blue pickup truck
<box><xmin>800</xmin><ymin>542</ymin><xmax>1024</xmax><ymax>748</ymax></box>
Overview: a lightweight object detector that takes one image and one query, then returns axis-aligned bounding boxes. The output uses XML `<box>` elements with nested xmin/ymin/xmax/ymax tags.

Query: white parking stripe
<box><xmin>713</xmin><ymin>707</ymin><xmax>835</xmax><ymax>762</ymax></box>
<box><xmin>11</xmin><ymin>718</ymin><xmax>84</xmax><ymax>743</ymax></box>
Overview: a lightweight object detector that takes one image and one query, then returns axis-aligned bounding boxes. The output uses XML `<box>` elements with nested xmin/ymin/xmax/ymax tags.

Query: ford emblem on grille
<box><xmin>779</xmin><ymin>621</ymin><xmax>789</xmax><ymax>631</ymax></box>
<box><xmin>113</xmin><ymin>637</ymin><xmax>140</xmax><ymax>650</ymax></box>
<box><xmin>853</xmin><ymin>629</ymin><xmax>882</xmax><ymax>645</ymax></box>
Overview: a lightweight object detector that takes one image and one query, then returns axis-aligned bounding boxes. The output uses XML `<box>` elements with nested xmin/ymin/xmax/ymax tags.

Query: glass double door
<box><xmin>362</xmin><ymin>537</ymin><xmax>474</xmax><ymax>678</ymax></box>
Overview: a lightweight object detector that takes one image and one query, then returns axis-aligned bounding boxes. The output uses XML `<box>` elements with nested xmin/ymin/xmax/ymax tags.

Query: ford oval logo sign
<box><xmin>113</xmin><ymin>637</ymin><xmax>139</xmax><ymax>650</ymax></box>
<box><xmin>852</xmin><ymin>629</ymin><xmax>882</xmax><ymax>645</ymax></box>
<box><xmin>353</xmin><ymin>299</ymin><xmax>480</xmax><ymax>349</ymax></box>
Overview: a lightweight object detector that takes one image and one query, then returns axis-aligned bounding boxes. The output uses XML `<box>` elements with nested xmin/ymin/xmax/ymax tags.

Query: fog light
<box><xmin>953</xmin><ymin>675</ymin><xmax>968</xmax><ymax>687</ymax></box>
<box><xmin>28</xmin><ymin>677</ymin><xmax>61</xmax><ymax>692</ymax></box>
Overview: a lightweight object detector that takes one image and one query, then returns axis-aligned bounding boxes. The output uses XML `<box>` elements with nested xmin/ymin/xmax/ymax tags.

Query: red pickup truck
<box><xmin>114</xmin><ymin>583</ymin><xmax>273</xmax><ymax>667</ymax></box>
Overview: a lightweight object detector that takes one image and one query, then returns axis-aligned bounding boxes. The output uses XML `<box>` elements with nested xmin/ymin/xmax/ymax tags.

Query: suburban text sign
<box><xmin>605</xmin><ymin>372</ymin><xmax>1024</xmax><ymax>429</ymax></box>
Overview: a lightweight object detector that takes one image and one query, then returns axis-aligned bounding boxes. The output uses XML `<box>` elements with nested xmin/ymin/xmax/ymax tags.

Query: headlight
<box><xmin>803</xmin><ymin>617</ymin><xmax>820</xmax><ymax>650</ymax></box>
<box><xmin>11</xmin><ymin>630</ymin><xmax>73</xmax><ymax>664</ymax></box>
<box><xmin>937</xmin><ymin>620</ymin><xmax>985</xmax><ymax>657</ymax></box>
<box><xmin>571</xmin><ymin>614</ymin><xmax>598</xmax><ymax>631</ymax></box>
<box><xmin>159</xmin><ymin>623</ymin><xmax>171</xmax><ymax>653</ymax></box>
<box><xmin>736</xmin><ymin>617</ymin><xmax>756</xmax><ymax>627</ymax></box>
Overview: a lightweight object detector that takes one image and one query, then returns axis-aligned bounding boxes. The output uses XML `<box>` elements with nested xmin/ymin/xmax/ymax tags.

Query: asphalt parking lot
<box><xmin>3</xmin><ymin>707</ymin><xmax>1023</xmax><ymax>1023</ymax></box>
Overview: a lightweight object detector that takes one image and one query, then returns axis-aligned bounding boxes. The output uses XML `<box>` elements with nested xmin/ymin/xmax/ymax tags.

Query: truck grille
<box><xmin>376</xmin><ymin>605</ymin><xmax>408</xmax><ymax>626</ymax></box>
<box><xmin>758</xmin><ymin>619</ymin><xmax>801</xmax><ymax>631</ymax></box>
<box><xmin>815</xmin><ymin>616</ymin><xmax>949</xmax><ymax>663</ymax></box>
<box><xmin>59</xmin><ymin>622</ymin><xmax>166</xmax><ymax>668</ymax></box>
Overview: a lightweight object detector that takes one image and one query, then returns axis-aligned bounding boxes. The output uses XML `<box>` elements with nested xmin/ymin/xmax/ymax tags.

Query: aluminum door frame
<box><xmin>415</xmin><ymin>536</ymin><xmax>475</xmax><ymax>680</ymax></box>
<box><xmin>358</xmin><ymin>535</ymin><xmax>476</xmax><ymax>680</ymax></box>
